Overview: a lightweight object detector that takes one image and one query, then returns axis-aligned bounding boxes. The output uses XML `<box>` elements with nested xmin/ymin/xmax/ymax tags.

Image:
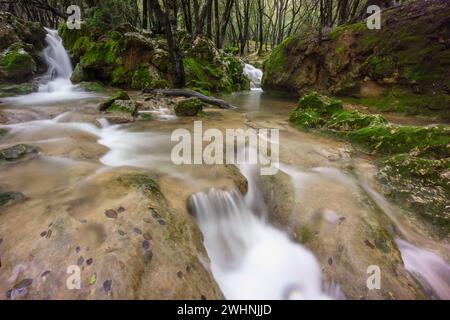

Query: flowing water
<box><xmin>0</xmin><ymin>34</ymin><xmax>449</xmax><ymax>299</ymax></box>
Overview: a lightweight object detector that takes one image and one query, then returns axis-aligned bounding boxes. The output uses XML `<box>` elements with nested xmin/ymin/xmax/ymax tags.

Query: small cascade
<box><xmin>243</xmin><ymin>63</ymin><xmax>263</xmax><ymax>91</ymax></box>
<box><xmin>4</xmin><ymin>29</ymin><xmax>92</xmax><ymax>105</ymax></box>
<box><xmin>189</xmin><ymin>188</ymin><xmax>332</xmax><ymax>300</ymax></box>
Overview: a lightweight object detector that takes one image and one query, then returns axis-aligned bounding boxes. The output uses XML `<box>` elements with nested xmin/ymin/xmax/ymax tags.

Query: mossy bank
<box><xmin>263</xmin><ymin>0</ymin><xmax>450</xmax><ymax>120</ymax></box>
<box><xmin>290</xmin><ymin>92</ymin><xmax>450</xmax><ymax>236</ymax></box>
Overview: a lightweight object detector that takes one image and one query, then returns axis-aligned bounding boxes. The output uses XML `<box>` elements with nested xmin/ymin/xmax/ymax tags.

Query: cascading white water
<box><xmin>243</xmin><ymin>64</ymin><xmax>263</xmax><ymax>90</ymax></box>
<box><xmin>189</xmin><ymin>187</ymin><xmax>332</xmax><ymax>300</ymax></box>
<box><xmin>4</xmin><ymin>28</ymin><xmax>92</xmax><ymax>105</ymax></box>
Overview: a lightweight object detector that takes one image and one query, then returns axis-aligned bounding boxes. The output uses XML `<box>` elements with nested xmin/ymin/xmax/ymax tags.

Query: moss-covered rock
<box><xmin>174</xmin><ymin>98</ymin><xmax>205</xmax><ymax>116</ymax></box>
<box><xmin>99</xmin><ymin>90</ymin><xmax>130</xmax><ymax>111</ymax></box>
<box><xmin>0</xmin><ymin>191</ymin><xmax>26</xmax><ymax>208</ymax></box>
<box><xmin>59</xmin><ymin>13</ymin><xmax>248</xmax><ymax>94</ymax></box>
<box><xmin>108</xmin><ymin>100</ymin><xmax>138</xmax><ymax>116</ymax></box>
<box><xmin>0</xmin><ymin>43</ymin><xmax>37</xmax><ymax>81</ymax></box>
<box><xmin>263</xmin><ymin>0</ymin><xmax>450</xmax><ymax>119</ymax></box>
<box><xmin>78</xmin><ymin>81</ymin><xmax>104</xmax><ymax>92</ymax></box>
<box><xmin>0</xmin><ymin>144</ymin><xmax>39</xmax><ymax>162</ymax></box>
<box><xmin>377</xmin><ymin>154</ymin><xmax>450</xmax><ymax>235</ymax></box>
<box><xmin>0</xmin><ymin>12</ymin><xmax>46</xmax><ymax>86</ymax></box>
<box><xmin>290</xmin><ymin>92</ymin><xmax>450</xmax><ymax>235</ymax></box>
<box><xmin>0</xmin><ymin>82</ymin><xmax>38</xmax><ymax>98</ymax></box>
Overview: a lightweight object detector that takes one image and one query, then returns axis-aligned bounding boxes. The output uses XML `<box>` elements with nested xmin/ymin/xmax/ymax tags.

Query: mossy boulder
<box><xmin>0</xmin><ymin>43</ymin><xmax>37</xmax><ymax>81</ymax></box>
<box><xmin>377</xmin><ymin>154</ymin><xmax>450</xmax><ymax>235</ymax></box>
<box><xmin>59</xmin><ymin>15</ymin><xmax>248</xmax><ymax>94</ymax></box>
<box><xmin>108</xmin><ymin>100</ymin><xmax>138</xmax><ymax>116</ymax></box>
<box><xmin>175</xmin><ymin>98</ymin><xmax>205</xmax><ymax>116</ymax></box>
<box><xmin>0</xmin><ymin>82</ymin><xmax>38</xmax><ymax>98</ymax></box>
<box><xmin>263</xmin><ymin>0</ymin><xmax>450</xmax><ymax>118</ymax></box>
<box><xmin>99</xmin><ymin>90</ymin><xmax>130</xmax><ymax>111</ymax></box>
<box><xmin>0</xmin><ymin>192</ymin><xmax>25</xmax><ymax>208</ymax></box>
<box><xmin>0</xmin><ymin>12</ymin><xmax>46</xmax><ymax>87</ymax></box>
<box><xmin>78</xmin><ymin>81</ymin><xmax>104</xmax><ymax>92</ymax></box>
<box><xmin>0</xmin><ymin>144</ymin><xmax>39</xmax><ymax>162</ymax></box>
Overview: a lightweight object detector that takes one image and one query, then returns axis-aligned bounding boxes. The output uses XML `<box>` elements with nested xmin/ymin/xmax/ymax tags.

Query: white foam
<box><xmin>243</xmin><ymin>64</ymin><xmax>263</xmax><ymax>90</ymax></box>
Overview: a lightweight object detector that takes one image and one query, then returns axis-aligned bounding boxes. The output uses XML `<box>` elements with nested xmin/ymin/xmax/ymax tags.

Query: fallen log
<box><xmin>144</xmin><ymin>88</ymin><xmax>236</xmax><ymax>109</ymax></box>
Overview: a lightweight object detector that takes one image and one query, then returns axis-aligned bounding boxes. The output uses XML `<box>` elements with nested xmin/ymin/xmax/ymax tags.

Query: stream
<box><xmin>0</xmin><ymin>30</ymin><xmax>449</xmax><ymax>300</ymax></box>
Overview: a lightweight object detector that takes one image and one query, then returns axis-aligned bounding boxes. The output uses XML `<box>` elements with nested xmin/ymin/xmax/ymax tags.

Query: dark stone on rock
<box><xmin>45</xmin><ymin>230</ymin><xmax>52</xmax><ymax>239</ymax></box>
<box><xmin>77</xmin><ymin>256</ymin><xmax>84</xmax><ymax>266</ymax></box>
<box><xmin>86</xmin><ymin>258</ymin><xmax>93</xmax><ymax>265</ymax></box>
<box><xmin>201</xmin><ymin>295</ymin><xmax>207</xmax><ymax>300</ymax></box>
<box><xmin>13</xmin><ymin>278</ymin><xmax>33</xmax><ymax>290</ymax></box>
<box><xmin>105</xmin><ymin>209</ymin><xmax>118</xmax><ymax>219</ymax></box>
<box><xmin>143</xmin><ymin>251</ymin><xmax>153</xmax><ymax>265</ymax></box>
<box><xmin>157</xmin><ymin>219</ymin><xmax>166</xmax><ymax>226</ymax></box>
<box><xmin>177</xmin><ymin>271</ymin><xmax>183</xmax><ymax>278</ymax></box>
<box><xmin>328</xmin><ymin>257</ymin><xmax>333</xmax><ymax>266</ymax></box>
<box><xmin>40</xmin><ymin>231</ymin><xmax>47</xmax><ymax>237</ymax></box>
<box><xmin>41</xmin><ymin>270</ymin><xmax>51</xmax><ymax>278</ymax></box>
<box><xmin>364</xmin><ymin>240</ymin><xmax>375</xmax><ymax>249</ymax></box>
<box><xmin>6</xmin><ymin>289</ymin><xmax>12</xmax><ymax>299</ymax></box>
<box><xmin>142</xmin><ymin>240</ymin><xmax>150</xmax><ymax>250</ymax></box>
<box><xmin>76</xmin><ymin>246</ymin><xmax>81</xmax><ymax>253</ymax></box>
<box><xmin>103</xmin><ymin>280</ymin><xmax>112</xmax><ymax>293</ymax></box>
<box><xmin>0</xmin><ymin>238</ymin><xmax>2</xmax><ymax>245</ymax></box>
<box><xmin>0</xmin><ymin>144</ymin><xmax>38</xmax><ymax>162</ymax></box>
<box><xmin>117</xmin><ymin>206</ymin><xmax>126</xmax><ymax>213</ymax></box>
<box><xmin>118</xmin><ymin>230</ymin><xmax>126</xmax><ymax>236</ymax></box>
<box><xmin>134</xmin><ymin>228</ymin><xmax>142</xmax><ymax>235</ymax></box>
<box><xmin>99</xmin><ymin>91</ymin><xmax>130</xmax><ymax>111</ymax></box>
<box><xmin>143</xmin><ymin>233</ymin><xmax>152</xmax><ymax>241</ymax></box>
<box><xmin>0</xmin><ymin>192</ymin><xmax>25</xmax><ymax>208</ymax></box>
<box><xmin>174</xmin><ymin>98</ymin><xmax>204</xmax><ymax>116</ymax></box>
<box><xmin>150</xmin><ymin>208</ymin><xmax>160</xmax><ymax>219</ymax></box>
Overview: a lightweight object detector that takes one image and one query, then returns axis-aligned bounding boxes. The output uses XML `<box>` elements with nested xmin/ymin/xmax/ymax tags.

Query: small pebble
<box><xmin>134</xmin><ymin>228</ymin><xmax>142</xmax><ymax>235</ymax></box>
<box><xmin>118</xmin><ymin>230</ymin><xmax>126</xmax><ymax>236</ymax></box>
<box><xmin>143</xmin><ymin>240</ymin><xmax>150</xmax><ymax>250</ymax></box>
<box><xmin>41</xmin><ymin>270</ymin><xmax>51</xmax><ymax>278</ymax></box>
<box><xmin>328</xmin><ymin>257</ymin><xmax>333</xmax><ymax>266</ymax></box>
<box><xmin>103</xmin><ymin>280</ymin><xmax>112</xmax><ymax>292</ymax></box>
<box><xmin>177</xmin><ymin>271</ymin><xmax>183</xmax><ymax>278</ymax></box>
<box><xmin>143</xmin><ymin>233</ymin><xmax>152</xmax><ymax>241</ymax></box>
<box><xmin>117</xmin><ymin>207</ymin><xmax>126</xmax><ymax>213</ymax></box>
<box><xmin>105</xmin><ymin>209</ymin><xmax>118</xmax><ymax>219</ymax></box>
<box><xmin>0</xmin><ymin>238</ymin><xmax>3</xmax><ymax>245</ymax></box>
<box><xmin>76</xmin><ymin>246</ymin><xmax>81</xmax><ymax>253</ymax></box>
<box><xmin>77</xmin><ymin>256</ymin><xmax>84</xmax><ymax>267</ymax></box>
<box><xmin>143</xmin><ymin>251</ymin><xmax>153</xmax><ymax>265</ymax></box>
<box><xmin>364</xmin><ymin>240</ymin><xmax>375</xmax><ymax>249</ymax></box>
<box><xmin>40</xmin><ymin>231</ymin><xmax>47</xmax><ymax>237</ymax></box>
<box><xmin>150</xmin><ymin>208</ymin><xmax>160</xmax><ymax>219</ymax></box>
<box><xmin>157</xmin><ymin>219</ymin><xmax>166</xmax><ymax>226</ymax></box>
<box><xmin>14</xmin><ymin>278</ymin><xmax>33</xmax><ymax>290</ymax></box>
<box><xmin>86</xmin><ymin>258</ymin><xmax>93</xmax><ymax>265</ymax></box>
<box><xmin>201</xmin><ymin>295</ymin><xmax>207</xmax><ymax>300</ymax></box>
<box><xmin>45</xmin><ymin>230</ymin><xmax>52</xmax><ymax>239</ymax></box>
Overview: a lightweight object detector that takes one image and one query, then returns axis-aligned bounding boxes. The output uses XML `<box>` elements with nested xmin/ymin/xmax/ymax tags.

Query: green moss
<box><xmin>0</xmin><ymin>128</ymin><xmax>8</xmax><ymax>136</ymax></box>
<box><xmin>289</xmin><ymin>109</ymin><xmax>323</xmax><ymax>129</ymax></box>
<box><xmin>351</xmin><ymin>90</ymin><xmax>450</xmax><ymax>116</ymax></box>
<box><xmin>108</xmin><ymin>100</ymin><xmax>137</xmax><ymax>115</ymax></box>
<box><xmin>131</xmin><ymin>64</ymin><xmax>153</xmax><ymax>90</ymax></box>
<box><xmin>378</xmin><ymin>154</ymin><xmax>450</xmax><ymax>234</ymax></box>
<box><xmin>349</xmin><ymin>124</ymin><xmax>450</xmax><ymax>155</ymax></box>
<box><xmin>0</xmin><ymin>192</ymin><xmax>25</xmax><ymax>207</ymax></box>
<box><xmin>0</xmin><ymin>44</ymin><xmax>36</xmax><ymax>79</ymax></box>
<box><xmin>297</xmin><ymin>92</ymin><xmax>343</xmax><ymax>116</ymax></box>
<box><xmin>78</xmin><ymin>81</ymin><xmax>104</xmax><ymax>92</ymax></box>
<box><xmin>174</xmin><ymin>98</ymin><xmax>205</xmax><ymax>116</ymax></box>
<box><xmin>99</xmin><ymin>90</ymin><xmax>130</xmax><ymax>111</ymax></box>
<box><xmin>328</xmin><ymin>21</ymin><xmax>366</xmax><ymax>40</ymax></box>
<box><xmin>335</xmin><ymin>45</ymin><xmax>346</xmax><ymax>55</ymax></box>
<box><xmin>0</xmin><ymin>144</ymin><xmax>39</xmax><ymax>162</ymax></box>
<box><xmin>297</xmin><ymin>225</ymin><xmax>313</xmax><ymax>244</ymax></box>
<box><xmin>363</xmin><ymin>55</ymin><xmax>397</xmax><ymax>78</ymax></box>
<box><xmin>80</xmin><ymin>37</ymin><xmax>119</xmax><ymax>67</ymax></box>
<box><xmin>327</xmin><ymin>110</ymin><xmax>387</xmax><ymax>131</ymax></box>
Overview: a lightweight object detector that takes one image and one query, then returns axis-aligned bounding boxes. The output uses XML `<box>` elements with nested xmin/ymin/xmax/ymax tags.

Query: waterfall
<box><xmin>189</xmin><ymin>188</ymin><xmax>332</xmax><ymax>300</ymax></box>
<box><xmin>3</xmin><ymin>29</ymin><xmax>92</xmax><ymax>105</ymax></box>
<box><xmin>243</xmin><ymin>64</ymin><xmax>263</xmax><ymax>91</ymax></box>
